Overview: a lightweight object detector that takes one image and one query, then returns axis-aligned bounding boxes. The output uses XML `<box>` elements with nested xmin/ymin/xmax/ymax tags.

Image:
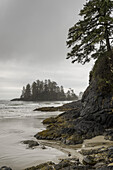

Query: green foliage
<box><xmin>21</xmin><ymin>84</ymin><xmax>31</xmax><ymax>101</ymax></box>
<box><xmin>67</xmin><ymin>0</ymin><xmax>113</xmax><ymax>64</ymax></box>
<box><xmin>90</xmin><ymin>51</ymin><xmax>113</xmax><ymax>94</ymax></box>
<box><xmin>20</xmin><ymin>79</ymin><xmax>78</xmax><ymax>101</ymax></box>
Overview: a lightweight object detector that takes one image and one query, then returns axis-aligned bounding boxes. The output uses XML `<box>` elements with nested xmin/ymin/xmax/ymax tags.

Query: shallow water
<box><xmin>0</xmin><ymin>100</ymin><xmax>68</xmax><ymax>169</ymax></box>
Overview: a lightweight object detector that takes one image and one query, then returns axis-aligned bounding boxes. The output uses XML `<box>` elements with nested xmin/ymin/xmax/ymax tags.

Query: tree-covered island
<box><xmin>19</xmin><ymin>79</ymin><xmax>78</xmax><ymax>101</ymax></box>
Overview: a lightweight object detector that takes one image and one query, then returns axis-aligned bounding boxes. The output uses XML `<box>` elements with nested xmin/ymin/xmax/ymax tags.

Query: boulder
<box><xmin>41</xmin><ymin>145</ymin><xmax>46</xmax><ymax>149</ymax></box>
<box><xmin>22</xmin><ymin>140</ymin><xmax>39</xmax><ymax>148</ymax></box>
<box><xmin>108</xmin><ymin>163</ymin><xmax>113</xmax><ymax>167</ymax></box>
<box><xmin>82</xmin><ymin>156</ymin><xmax>96</xmax><ymax>166</ymax></box>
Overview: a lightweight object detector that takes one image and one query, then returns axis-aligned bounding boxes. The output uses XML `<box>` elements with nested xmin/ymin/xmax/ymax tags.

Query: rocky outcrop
<box><xmin>29</xmin><ymin>53</ymin><xmax>113</xmax><ymax>170</ymax></box>
<box><xmin>81</xmin><ymin>79</ymin><xmax>113</xmax><ymax>117</ymax></box>
<box><xmin>80</xmin><ymin>146</ymin><xmax>113</xmax><ymax>169</ymax></box>
<box><xmin>35</xmin><ymin>78</ymin><xmax>113</xmax><ymax>145</ymax></box>
<box><xmin>34</xmin><ymin>101</ymin><xmax>80</xmax><ymax>112</ymax></box>
<box><xmin>11</xmin><ymin>98</ymin><xmax>22</xmax><ymax>101</ymax></box>
<box><xmin>22</xmin><ymin>140</ymin><xmax>39</xmax><ymax>148</ymax></box>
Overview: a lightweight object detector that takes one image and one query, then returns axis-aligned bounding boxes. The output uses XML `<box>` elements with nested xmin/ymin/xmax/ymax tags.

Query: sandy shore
<box><xmin>37</xmin><ymin>135</ymin><xmax>113</xmax><ymax>165</ymax></box>
<box><xmin>0</xmin><ymin>117</ymin><xmax>65</xmax><ymax>170</ymax></box>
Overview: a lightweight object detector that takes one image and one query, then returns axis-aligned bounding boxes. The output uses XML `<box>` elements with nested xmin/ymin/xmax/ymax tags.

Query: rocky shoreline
<box><xmin>2</xmin><ymin>96</ymin><xmax>113</xmax><ymax>170</ymax></box>
<box><xmin>34</xmin><ymin>78</ymin><xmax>113</xmax><ymax>145</ymax></box>
<box><xmin>24</xmin><ymin>136</ymin><xmax>113</xmax><ymax>170</ymax></box>
<box><xmin>4</xmin><ymin>89</ymin><xmax>113</xmax><ymax>170</ymax></box>
<box><xmin>35</xmin><ymin>100</ymin><xmax>113</xmax><ymax>145</ymax></box>
<box><xmin>31</xmin><ymin>88</ymin><xmax>113</xmax><ymax>170</ymax></box>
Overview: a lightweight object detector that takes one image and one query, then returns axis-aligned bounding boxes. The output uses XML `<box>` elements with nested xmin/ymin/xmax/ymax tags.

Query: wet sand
<box><xmin>0</xmin><ymin>117</ymin><xmax>65</xmax><ymax>170</ymax></box>
<box><xmin>1</xmin><ymin>117</ymin><xmax>112</xmax><ymax>170</ymax></box>
<box><xmin>36</xmin><ymin>136</ymin><xmax>113</xmax><ymax>165</ymax></box>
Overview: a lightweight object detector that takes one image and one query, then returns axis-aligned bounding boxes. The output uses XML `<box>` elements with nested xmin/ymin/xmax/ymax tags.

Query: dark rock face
<box><xmin>34</xmin><ymin>101</ymin><xmax>84</xmax><ymax>144</ymax></box>
<box><xmin>104</xmin><ymin>129</ymin><xmax>113</xmax><ymax>141</ymax></box>
<box><xmin>34</xmin><ymin>96</ymin><xmax>105</xmax><ymax>144</ymax></box>
<box><xmin>81</xmin><ymin>79</ymin><xmax>113</xmax><ymax>117</ymax></box>
<box><xmin>35</xmin><ymin>78</ymin><xmax>113</xmax><ymax>145</ymax></box>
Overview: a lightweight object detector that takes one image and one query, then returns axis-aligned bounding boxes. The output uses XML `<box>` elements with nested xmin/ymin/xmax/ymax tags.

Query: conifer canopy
<box><xmin>67</xmin><ymin>0</ymin><xmax>113</xmax><ymax>64</ymax></box>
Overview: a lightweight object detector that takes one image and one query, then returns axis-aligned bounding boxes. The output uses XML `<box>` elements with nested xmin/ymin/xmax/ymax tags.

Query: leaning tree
<box><xmin>67</xmin><ymin>0</ymin><xmax>113</xmax><ymax>64</ymax></box>
<box><xmin>67</xmin><ymin>0</ymin><xmax>113</xmax><ymax>116</ymax></box>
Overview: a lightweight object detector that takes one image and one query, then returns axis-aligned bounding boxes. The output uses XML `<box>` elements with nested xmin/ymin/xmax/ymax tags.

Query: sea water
<box><xmin>0</xmin><ymin>100</ymin><xmax>68</xmax><ymax>170</ymax></box>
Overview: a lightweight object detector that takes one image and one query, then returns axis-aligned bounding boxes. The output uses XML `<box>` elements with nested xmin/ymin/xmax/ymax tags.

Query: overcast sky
<box><xmin>0</xmin><ymin>0</ymin><xmax>94</xmax><ymax>99</ymax></box>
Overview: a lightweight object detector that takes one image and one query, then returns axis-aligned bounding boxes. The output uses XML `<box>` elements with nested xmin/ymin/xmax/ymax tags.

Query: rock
<box><xmin>82</xmin><ymin>156</ymin><xmax>96</xmax><ymax>166</ymax></box>
<box><xmin>43</xmin><ymin>117</ymin><xmax>56</xmax><ymax>124</ymax></box>
<box><xmin>34</xmin><ymin>78</ymin><xmax>113</xmax><ymax>146</ymax></box>
<box><xmin>80</xmin><ymin>148</ymin><xmax>99</xmax><ymax>156</ymax></box>
<box><xmin>34</xmin><ymin>106</ymin><xmax>60</xmax><ymax>112</ymax></box>
<box><xmin>25</xmin><ymin>161</ymin><xmax>55</xmax><ymax>170</ymax></box>
<box><xmin>34</xmin><ymin>100</ymin><xmax>81</xmax><ymax>112</ymax></box>
<box><xmin>0</xmin><ymin>166</ymin><xmax>12</xmax><ymax>170</ymax></box>
<box><xmin>41</xmin><ymin>145</ymin><xmax>46</xmax><ymax>149</ymax></box>
<box><xmin>94</xmin><ymin>162</ymin><xmax>106</xmax><ymax>169</ymax></box>
<box><xmin>108</xmin><ymin>163</ymin><xmax>113</xmax><ymax>167</ymax></box>
<box><xmin>22</xmin><ymin>140</ymin><xmax>39</xmax><ymax>148</ymax></box>
<box><xmin>25</xmin><ymin>158</ymin><xmax>95</xmax><ymax>170</ymax></box>
<box><xmin>11</xmin><ymin>98</ymin><xmax>22</xmax><ymax>101</ymax></box>
<box><xmin>104</xmin><ymin>129</ymin><xmax>113</xmax><ymax>141</ymax></box>
<box><xmin>68</xmin><ymin>152</ymin><xmax>71</xmax><ymax>157</ymax></box>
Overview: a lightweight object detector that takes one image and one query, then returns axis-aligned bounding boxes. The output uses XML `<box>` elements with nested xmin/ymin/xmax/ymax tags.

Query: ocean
<box><xmin>0</xmin><ymin>100</ymin><xmax>68</xmax><ymax>170</ymax></box>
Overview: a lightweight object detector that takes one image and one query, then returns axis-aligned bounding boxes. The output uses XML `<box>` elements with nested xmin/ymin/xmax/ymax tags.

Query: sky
<box><xmin>0</xmin><ymin>0</ymin><xmax>94</xmax><ymax>100</ymax></box>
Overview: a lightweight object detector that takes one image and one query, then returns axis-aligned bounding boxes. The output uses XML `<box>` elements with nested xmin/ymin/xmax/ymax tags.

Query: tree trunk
<box><xmin>105</xmin><ymin>24</ymin><xmax>111</xmax><ymax>51</ymax></box>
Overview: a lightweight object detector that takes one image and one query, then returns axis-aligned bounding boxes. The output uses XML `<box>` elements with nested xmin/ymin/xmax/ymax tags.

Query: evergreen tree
<box><xmin>24</xmin><ymin>84</ymin><xmax>31</xmax><ymax>101</ymax></box>
<box><xmin>69</xmin><ymin>89</ymin><xmax>78</xmax><ymax>100</ymax></box>
<box><xmin>66</xmin><ymin>90</ymin><xmax>72</xmax><ymax>100</ymax></box>
<box><xmin>67</xmin><ymin>0</ymin><xmax>113</xmax><ymax>64</ymax></box>
<box><xmin>20</xmin><ymin>86</ymin><xmax>26</xmax><ymax>99</ymax></box>
<box><xmin>20</xmin><ymin>79</ymin><xmax>78</xmax><ymax>101</ymax></box>
<box><xmin>32</xmin><ymin>82</ymin><xmax>37</xmax><ymax>100</ymax></box>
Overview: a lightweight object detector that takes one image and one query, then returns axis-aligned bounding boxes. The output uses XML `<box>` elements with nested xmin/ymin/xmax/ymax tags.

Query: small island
<box><xmin>12</xmin><ymin>79</ymin><xmax>78</xmax><ymax>101</ymax></box>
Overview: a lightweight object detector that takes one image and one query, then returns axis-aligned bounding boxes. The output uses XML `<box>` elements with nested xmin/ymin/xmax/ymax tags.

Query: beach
<box><xmin>0</xmin><ymin>100</ymin><xmax>68</xmax><ymax>170</ymax></box>
<box><xmin>1</xmin><ymin>100</ymin><xmax>113</xmax><ymax>169</ymax></box>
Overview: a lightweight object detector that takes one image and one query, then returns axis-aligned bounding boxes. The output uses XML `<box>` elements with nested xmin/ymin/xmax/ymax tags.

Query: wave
<box><xmin>0</xmin><ymin>100</ymin><xmax>64</xmax><ymax>119</ymax></box>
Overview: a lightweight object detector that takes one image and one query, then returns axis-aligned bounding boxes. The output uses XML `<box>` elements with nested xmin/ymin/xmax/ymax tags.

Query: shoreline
<box><xmin>24</xmin><ymin>135</ymin><xmax>113</xmax><ymax>169</ymax></box>
<box><xmin>37</xmin><ymin>139</ymin><xmax>83</xmax><ymax>163</ymax></box>
<box><xmin>32</xmin><ymin>135</ymin><xmax>113</xmax><ymax>165</ymax></box>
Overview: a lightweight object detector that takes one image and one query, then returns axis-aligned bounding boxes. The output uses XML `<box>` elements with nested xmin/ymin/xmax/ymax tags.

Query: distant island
<box><xmin>12</xmin><ymin>79</ymin><xmax>78</xmax><ymax>101</ymax></box>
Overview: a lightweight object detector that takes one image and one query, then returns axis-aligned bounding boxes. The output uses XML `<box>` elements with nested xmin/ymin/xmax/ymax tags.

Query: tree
<box><xmin>32</xmin><ymin>82</ymin><xmax>37</xmax><ymax>100</ymax></box>
<box><xmin>67</xmin><ymin>0</ymin><xmax>113</xmax><ymax>64</ymax></box>
<box><xmin>20</xmin><ymin>86</ymin><xmax>26</xmax><ymax>99</ymax></box>
<box><xmin>20</xmin><ymin>79</ymin><xmax>78</xmax><ymax>101</ymax></box>
<box><xmin>24</xmin><ymin>84</ymin><xmax>31</xmax><ymax>101</ymax></box>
